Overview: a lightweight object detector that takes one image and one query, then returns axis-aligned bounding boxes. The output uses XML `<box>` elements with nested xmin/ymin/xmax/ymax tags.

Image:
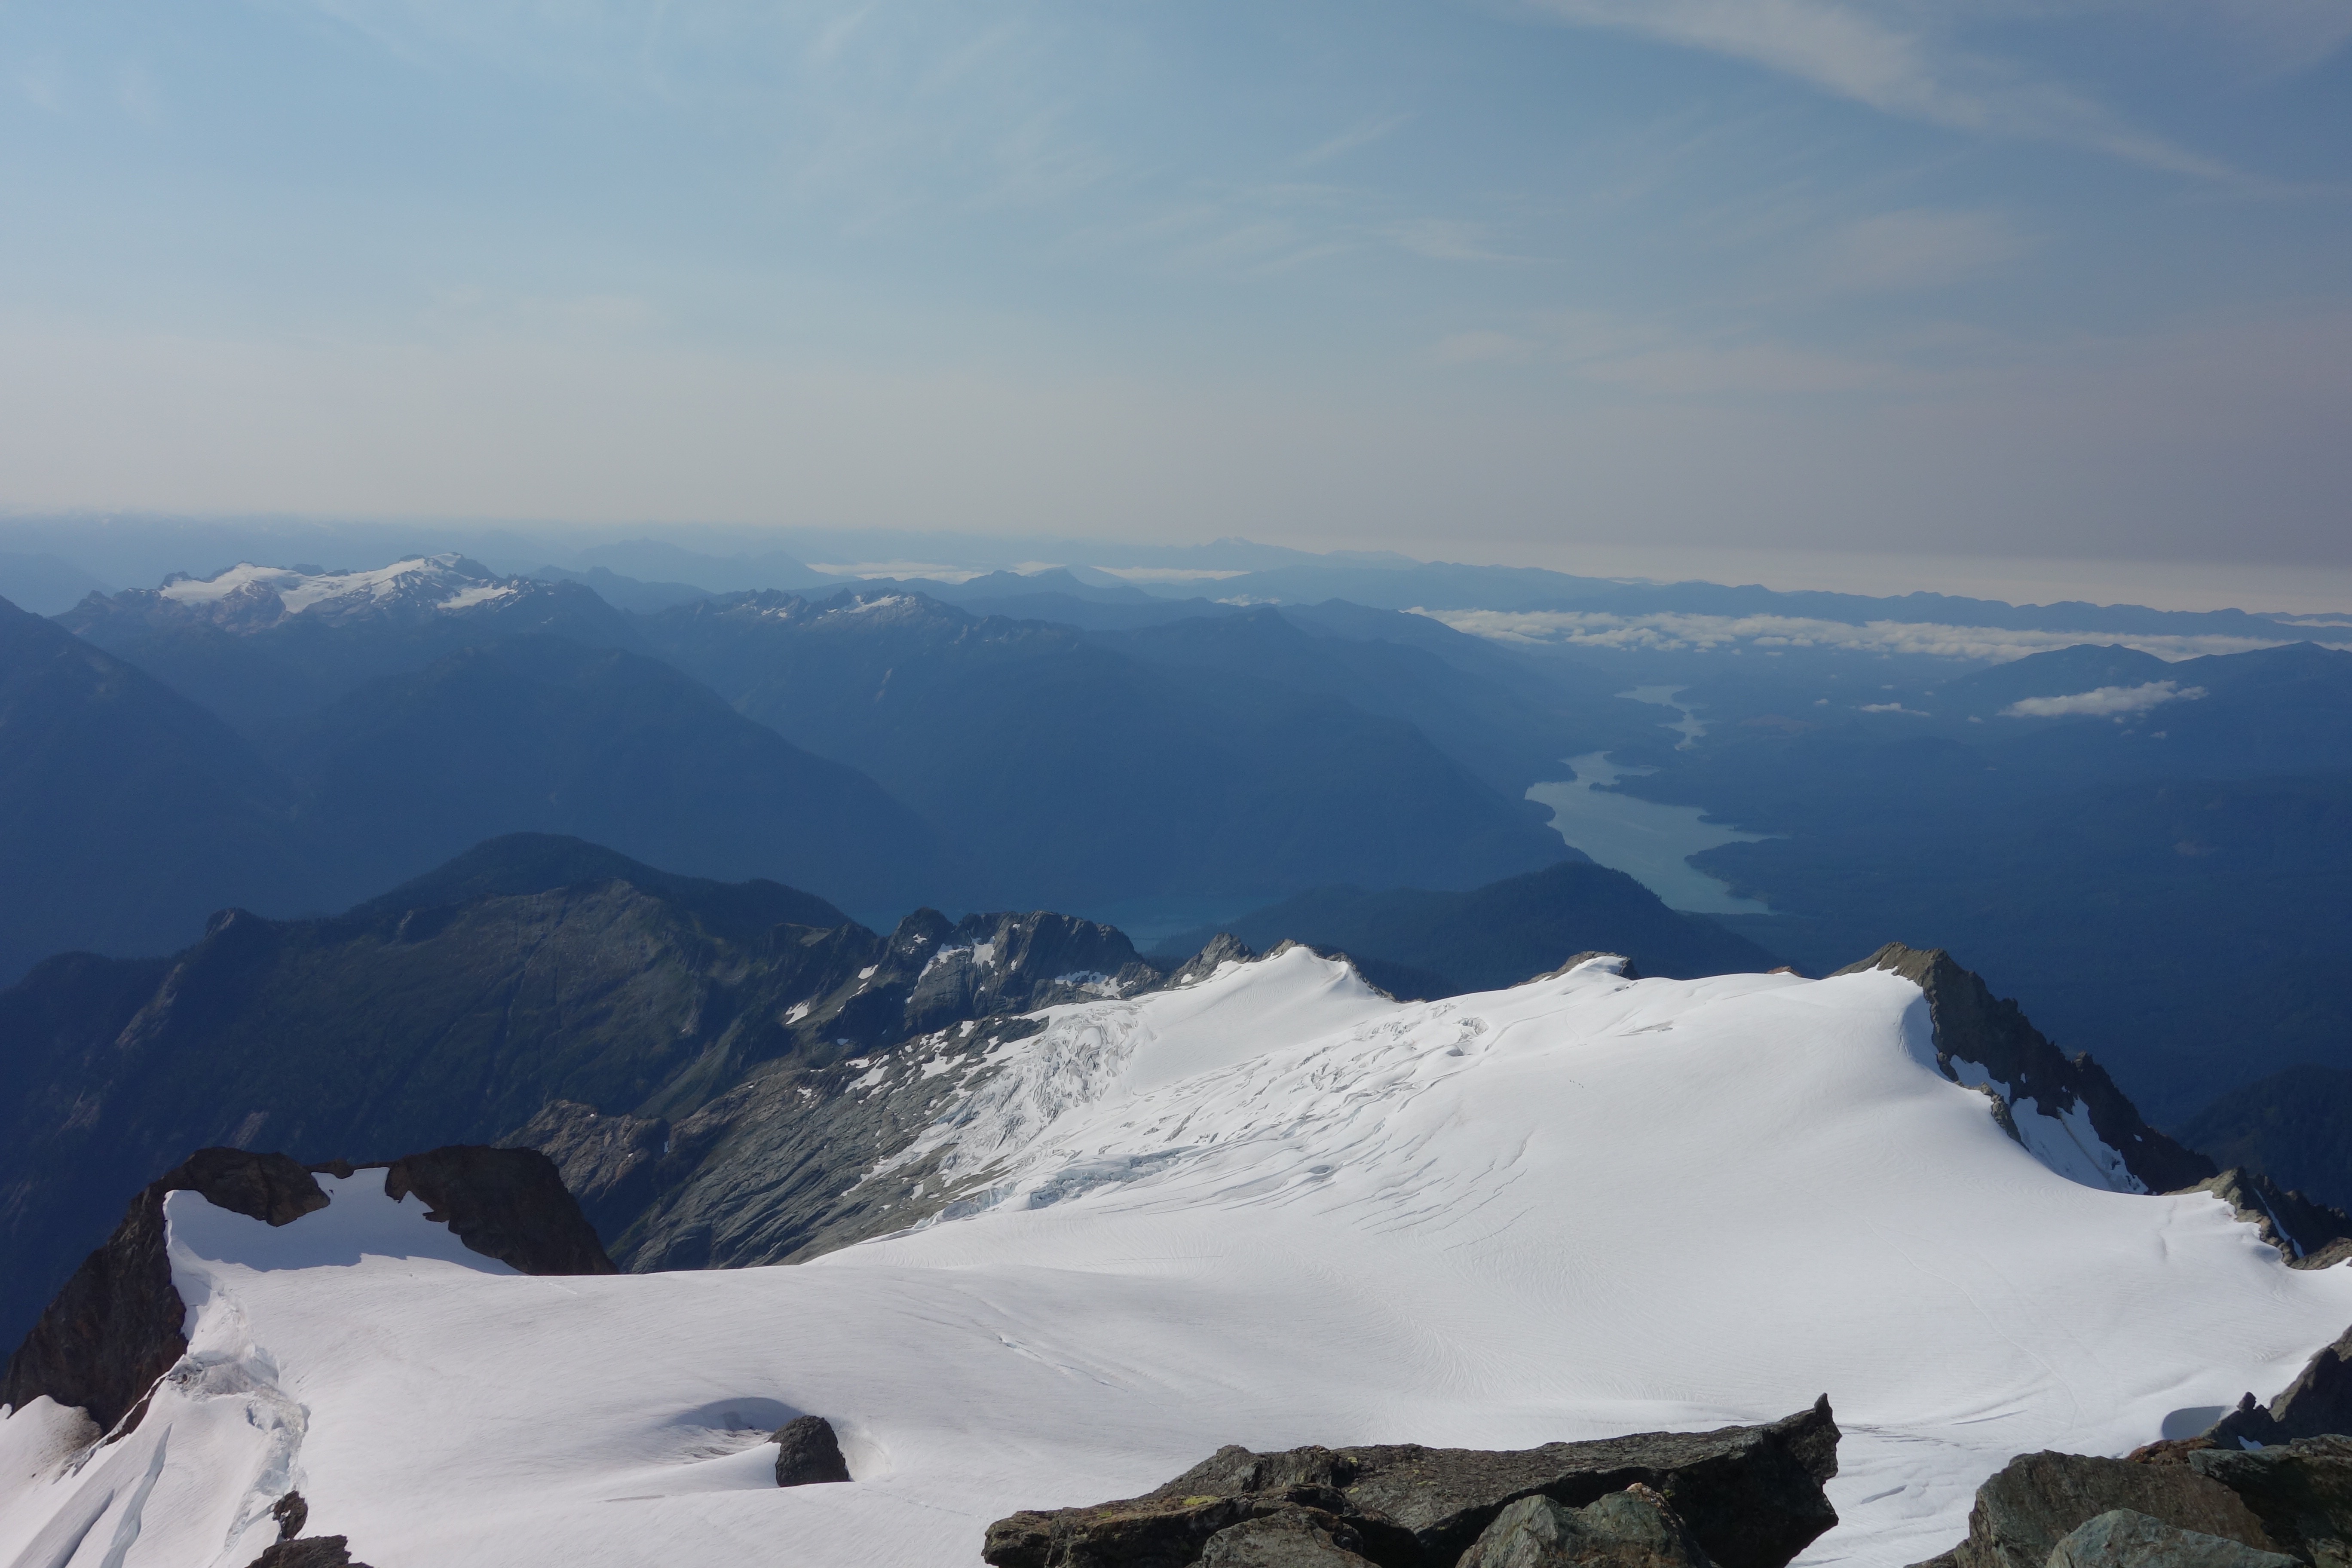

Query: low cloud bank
<box><xmin>2001</xmin><ymin>681</ymin><xmax>2204</xmax><ymax>718</ymax></box>
<box><xmin>1418</xmin><ymin>608</ymin><xmax>2331</xmax><ymax>664</ymax></box>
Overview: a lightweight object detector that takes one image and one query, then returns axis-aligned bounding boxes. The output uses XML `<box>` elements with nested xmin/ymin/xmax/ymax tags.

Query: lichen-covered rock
<box><xmin>1461</xmin><ymin>1485</ymin><xmax>1715</xmax><ymax>1568</ymax></box>
<box><xmin>1917</xmin><ymin>1452</ymin><xmax>2278</xmax><ymax>1568</ymax></box>
<box><xmin>2187</xmin><ymin>1434</ymin><xmax>2352</xmax><ymax>1565</ymax></box>
<box><xmin>2044</xmin><ymin>1510</ymin><xmax>2298</xmax><ymax>1568</ymax></box>
<box><xmin>772</xmin><ymin>1414</ymin><xmax>852</xmax><ymax>1486</ymax></box>
<box><xmin>1197</xmin><ymin>1509</ymin><xmax>1380</xmax><ymax>1567</ymax></box>
<box><xmin>982</xmin><ymin>1400</ymin><xmax>1837</xmax><ymax>1568</ymax></box>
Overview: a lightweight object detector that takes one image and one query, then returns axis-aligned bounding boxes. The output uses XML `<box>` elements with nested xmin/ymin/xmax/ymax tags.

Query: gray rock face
<box><xmin>1461</xmin><ymin>1486</ymin><xmax>1715</xmax><ymax>1568</ymax></box>
<box><xmin>1831</xmin><ymin>945</ymin><xmax>2214</xmax><ymax>1195</ymax></box>
<box><xmin>1197</xmin><ymin>1510</ymin><xmax>1380</xmax><ymax>1567</ymax></box>
<box><xmin>1919</xmin><ymin>1452</ymin><xmax>2279</xmax><ymax>1568</ymax></box>
<box><xmin>773</xmin><ymin>1414</ymin><xmax>852</xmax><ymax>1486</ymax></box>
<box><xmin>2186</xmin><ymin>1435</ymin><xmax>2352</xmax><ymax>1565</ymax></box>
<box><xmin>983</xmin><ymin>1399</ymin><xmax>1838</xmax><ymax>1568</ymax></box>
<box><xmin>2044</xmin><ymin>1510</ymin><xmax>2298</xmax><ymax>1568</ymax></box>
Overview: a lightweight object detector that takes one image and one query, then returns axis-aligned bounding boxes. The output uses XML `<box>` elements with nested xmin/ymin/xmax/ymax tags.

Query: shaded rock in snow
<box><xmin>1913</xmin><ymin>1451</ymin><xmax>2278</xmax><ymax>1568</ymax></box>
<box><xmin>1460</xmin><ymin>1485</ymin><xmax>1715</xmax><ymax>1568</ymax></box>
<box><xmin>2043</xmin><ymin>1510</ymin><xmax>2298</xmax><ymax>1568</ymax></box>
<box><xmin>982</xmin><ymin>1398</ymin><xmax>1837</xmax><ymax>1568</ymax></box>
<box><xmin>2206</xmin><ymin>1324</ymin><xmax>2352</xmax><ymax>1449</ymax></box>
<box><xmin>380</xmin><ymin>1145</ymin><xmax>617</xmax><ymax>1276</ymax></box>
<box><xmin>773</xmin><ymin>1414</ymin><xmax>852</xmax><ymax>1486</ymax></box>
<box><xmin>2185</xmin><ymin>1435</ymin><xmax>2352</xmax><ymax>1565</ymax></box>
<box><xmin>1832</xmin><ymin>944</ymin><xmax>2214</xmax><ymax>1195</ymax></box>
<box><xmin>272</xmin><ymin>1490</ymin><xmax>309</xmax><ymax>1541</ymax></box>
<box><xmin>0</xmin><ymin>1148</ymin><xmax>326</xmax><ymax>1434</ymax></box>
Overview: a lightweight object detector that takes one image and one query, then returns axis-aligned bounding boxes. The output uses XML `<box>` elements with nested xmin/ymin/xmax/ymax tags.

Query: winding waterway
<box><xmin>1524</xmin><ymin>689</ymin><xmax>1772</xmax><ymax>915</ymax></box>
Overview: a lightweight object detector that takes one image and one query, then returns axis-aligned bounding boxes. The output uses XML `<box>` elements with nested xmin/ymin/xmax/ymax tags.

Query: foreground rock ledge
<box><xmin>982</xmin><ymin>1397</ymin><xmax>1838</xmax><ymax>1568</ymax></box>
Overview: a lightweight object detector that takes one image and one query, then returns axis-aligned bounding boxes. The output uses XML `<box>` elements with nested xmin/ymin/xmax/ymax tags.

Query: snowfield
<box><xmin>6</xmin><ymin>951</ymin><xmax>2351</xmax><ymax>1568</ymax></box>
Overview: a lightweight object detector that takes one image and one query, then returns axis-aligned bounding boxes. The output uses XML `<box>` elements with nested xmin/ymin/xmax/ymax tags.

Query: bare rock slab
<box><xmin>983</xmin><ymin>1398</ymin><xmax>1837</xmax><ymax>1568</ymax></box>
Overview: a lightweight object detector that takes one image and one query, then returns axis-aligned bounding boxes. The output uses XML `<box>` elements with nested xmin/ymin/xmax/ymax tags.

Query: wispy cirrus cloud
<box><xmin>1509</xmin><ymin>0</ymin><xmax>2235</xmax><ymax>177</ymax></box>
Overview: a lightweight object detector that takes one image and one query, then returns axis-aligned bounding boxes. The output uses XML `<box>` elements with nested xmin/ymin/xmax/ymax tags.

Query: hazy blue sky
<box><xmin>3</xmin><ymin>1</ymin><xmax>2348</xmax><ymax>568</ymax></box>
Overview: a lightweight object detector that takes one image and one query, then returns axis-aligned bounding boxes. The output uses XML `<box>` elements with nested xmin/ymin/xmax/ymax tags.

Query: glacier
<box><xmin>5</xmin><ymin>949</ymin><xmax>2351</xmax><ymax>1568</ymax></box>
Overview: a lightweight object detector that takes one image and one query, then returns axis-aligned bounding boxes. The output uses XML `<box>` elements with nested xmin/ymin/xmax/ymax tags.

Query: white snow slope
<box><xmin>6</xmin><ymin>952</ymin><xmax>2350</xmax><ymax>1568</ymax></box>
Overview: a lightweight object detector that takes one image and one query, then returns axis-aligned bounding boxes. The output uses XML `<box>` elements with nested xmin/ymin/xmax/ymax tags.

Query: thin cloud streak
<box><xmin>1512</xmin><ymin>0</ymin><xmax>2236</xmax><ymax>177</ymax></box>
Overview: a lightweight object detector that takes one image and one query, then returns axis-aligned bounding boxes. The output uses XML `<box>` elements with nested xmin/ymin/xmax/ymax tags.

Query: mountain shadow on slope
<box><xmin>0</xmin><ymin>594</ymin><xmax>319</xmax><ymax>984</ymax></box>
<box><xmin>261</xmin><ymin>636</ymin><xmax>964</xmax><ymax>920</ymax></box>
<box><xmin>2178</xmin><ymin>1066</ymin><xmax>2352</xmax><ymax>1213</ymax></box>
<box><xmin>1149</xmin><ymin>860</ymin><xmax>1781</xmax><ymax>995</ymax></box>
<box><xmin>638</xmin><ymin>589</ymin><xmax>1574</xmax><ymax>911</ymax></box>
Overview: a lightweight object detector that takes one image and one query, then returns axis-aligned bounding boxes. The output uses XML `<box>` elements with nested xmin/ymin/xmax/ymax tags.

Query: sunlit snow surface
<box><xmin>7</xmin><ymin>952</ymin><xmax>2352</xmax><ymax>1568</ymax></box>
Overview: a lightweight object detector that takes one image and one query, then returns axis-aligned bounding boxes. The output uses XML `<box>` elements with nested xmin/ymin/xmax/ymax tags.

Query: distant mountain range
<box><xmin>635</xmin><ymin>588</ymin><xmax>1582</xmax><ymax>913</ymax></box>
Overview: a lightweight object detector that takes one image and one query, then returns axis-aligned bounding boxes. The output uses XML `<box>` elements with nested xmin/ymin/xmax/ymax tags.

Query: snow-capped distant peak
<box><xmin>141</xmin><ymin>555</ymin><xmax>530</xmax><ymax>628</ymax></box>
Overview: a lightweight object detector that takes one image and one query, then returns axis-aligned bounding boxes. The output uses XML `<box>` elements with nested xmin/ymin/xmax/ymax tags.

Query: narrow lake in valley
<box><xmin>1525</xmin><ymin>689</ymin><xmax>1773</xmax><ymax>914</ymax></box>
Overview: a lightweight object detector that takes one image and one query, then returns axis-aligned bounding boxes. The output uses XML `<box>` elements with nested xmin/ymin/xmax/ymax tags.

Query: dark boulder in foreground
<box><xmin>1913</xmin><ymin>1451</ymin><xmax>2278</xmax><ymax>1568</ymax></box>
<box><xmin>1911</xmin><ymin>1434</ymin><xmax>2352</xmax><ymax>1568</ymax></box>
<box><xmin>4</xmin><ymin>1143</ymin><xmax>612</xmax><ymax>1439</ymax></box>
<box><xmin>774</xmin><ymin>1414</ymin><xmax>852</xmax><ymax>1486</ymax></box>
<box><xmin>2044</xmin><ymin>1510</ymin><xmax>2297</xmax><ymax>1568</ymax></box>
<box><xmin>2180</xmin><ymin>1435</ymin><xmax>2352</xmax><ymax>1565</ymax></box>
<box><xmin>982</xmin><ymin>1398</ymin><xmax>1838</xmax><ymax>1568</ymax></box>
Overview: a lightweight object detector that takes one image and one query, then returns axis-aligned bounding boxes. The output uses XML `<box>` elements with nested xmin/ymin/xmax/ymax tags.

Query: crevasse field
<box><xmin>6</xmin><ymin>952</ymin><xmax>2350</xmax><ymax>1568</ymax></box>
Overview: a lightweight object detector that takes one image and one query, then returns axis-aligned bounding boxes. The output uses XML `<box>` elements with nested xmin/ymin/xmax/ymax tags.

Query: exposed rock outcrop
<box><xmin>773</xmin><ymin>1414</ymin><xmax>852</xmax><ymax>1486</ymax></box>
<box><xmin>983</xmin><ymin>1398</ymin><xmax>1838</xmax><ymax>1568</ymax></box>
<box><xmin>380</xmin><ymin>1145</ymin><xmax>616</xmax><ymax>1276</ymax></box>
<box><xmin>4</xmin><ymin>1143</ymin><xmax>610</xmax><ymax>1438</ymax></box>
<box><xmin>242</xmin><ymin>1537</ymin><xmax>374</xmax><ymax>1568</ymax></box>
<box><xmin>0</xmin><ymin>1148</ymin><xmax>326</xmax><ymax>1434</ymax></box>
<box><xmin>1832</xmin><ymin>945</ymin><xmax>2214</xmax><ymax>1194</ymax></box>
<box><xmin>2174</xmin><ymin>1171</ymin><xmax>2352</xmax><ymax>1272</ymax></box>
<box><xmin>1460</xmin><ymin>1485</ymin><xmax>1714</xmax><ymax>1568</ymax></box>
<box><xmin>2044</xmin><ymin>1510</ymin><xmax>2297</xmax><ymax>1568</ymax></box>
